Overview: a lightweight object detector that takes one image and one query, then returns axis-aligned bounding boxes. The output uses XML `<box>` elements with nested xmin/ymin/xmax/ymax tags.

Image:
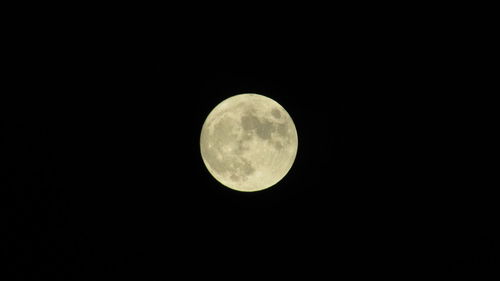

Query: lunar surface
<box><xmin>200</xmin><ymin>93</ymin><xmax>298</xmax><ymax>192</ymax></box>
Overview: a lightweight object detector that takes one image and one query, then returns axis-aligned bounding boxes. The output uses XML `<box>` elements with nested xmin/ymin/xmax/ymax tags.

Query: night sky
<box><xmin>4</xmin><ymin>7</ymin><xmax>496</xmax><ymax>280</ymax></box>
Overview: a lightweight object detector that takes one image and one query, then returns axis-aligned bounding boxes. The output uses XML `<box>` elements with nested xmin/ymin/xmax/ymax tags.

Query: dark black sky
<box><xmin>3</xmin><ymin>6</ymin><xmax>497</xmax><ymax>280</ymax></box>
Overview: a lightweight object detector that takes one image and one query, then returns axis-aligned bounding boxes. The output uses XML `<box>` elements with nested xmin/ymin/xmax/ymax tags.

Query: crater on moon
<box><xmin>200</xmin><ymin>93</ymin><xmax>298</xmax><ymax>192</ymax></box>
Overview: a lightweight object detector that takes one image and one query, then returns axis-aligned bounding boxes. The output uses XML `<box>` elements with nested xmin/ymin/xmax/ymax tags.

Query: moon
<box><xmin>200</xmin><ymin>93</ymin><xmax>298</xmax><ymax>192</ymax></box>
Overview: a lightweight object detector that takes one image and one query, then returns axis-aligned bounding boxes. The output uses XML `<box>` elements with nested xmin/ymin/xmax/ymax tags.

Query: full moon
<box><xmin>200</xmin><ymin>93</ymin><xmax>298</xmax><ymax>192</ymax></box>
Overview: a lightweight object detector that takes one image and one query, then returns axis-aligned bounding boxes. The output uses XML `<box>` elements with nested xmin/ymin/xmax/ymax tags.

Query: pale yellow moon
<box><xmin>200</xmin><ymin>93</ymin><xmax>298</xmax><ymax>192</ymax></box>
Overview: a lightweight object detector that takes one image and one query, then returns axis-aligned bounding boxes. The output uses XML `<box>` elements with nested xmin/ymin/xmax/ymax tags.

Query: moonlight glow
<box><xmin>200</xmin><ymin>93</ymin><xmax>298</xmax><ymax>192</ymax></box>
